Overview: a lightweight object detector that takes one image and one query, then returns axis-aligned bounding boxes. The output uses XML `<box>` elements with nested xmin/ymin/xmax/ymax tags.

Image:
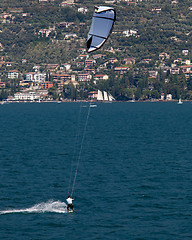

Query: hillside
<box><xmin>0</xmin><ymin>0</ymin><xmax>192</xmax><ymax>61</ymax></box>
<box><xmin>0</xmin><ymin>0</ymin><xmax>192</xmax><ymax>101</ymax></box>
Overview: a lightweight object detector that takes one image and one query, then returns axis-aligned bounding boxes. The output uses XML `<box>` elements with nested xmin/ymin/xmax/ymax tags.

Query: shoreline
<box><xmin>1</xmin><ymin>99</ymin><xmax>190</xmax><ymax>104</ymax></box>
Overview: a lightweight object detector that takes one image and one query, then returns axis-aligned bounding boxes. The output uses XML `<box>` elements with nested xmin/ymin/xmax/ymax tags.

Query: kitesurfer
<box><xmin>66</xmin><ymin>195</ymin><xmax>74</xmax><ymax>212</ymax></box>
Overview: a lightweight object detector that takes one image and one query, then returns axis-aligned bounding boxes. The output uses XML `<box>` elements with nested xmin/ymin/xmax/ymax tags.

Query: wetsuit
<box><xmin>66</xmin><ymin>197</ymin><xmax>74</xmax><ymax>211</ymax></box>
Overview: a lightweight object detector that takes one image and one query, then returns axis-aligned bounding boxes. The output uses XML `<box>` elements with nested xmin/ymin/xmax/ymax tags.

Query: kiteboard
<box><xmin>68</xmin><ymin>210</ymin><xmax>74</xmax><ymax>213</ymax></box>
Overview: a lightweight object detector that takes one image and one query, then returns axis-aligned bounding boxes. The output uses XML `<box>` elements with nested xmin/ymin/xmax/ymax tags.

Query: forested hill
<box><xmin>0</xmin><ymin>0</ymin><xmax>192</xmax><ymax>63</ymax></box>
<box><xmin>1</xmin><ymin>0</ymin><xmax>192</xmax><ymax>101</ymax></box>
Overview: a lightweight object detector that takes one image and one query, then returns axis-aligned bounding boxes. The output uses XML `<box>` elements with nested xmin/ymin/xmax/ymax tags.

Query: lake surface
<box><xmin>0</xmin><ymin>102</ymin><xmax>192</xmax><ymax>239</ymax></box>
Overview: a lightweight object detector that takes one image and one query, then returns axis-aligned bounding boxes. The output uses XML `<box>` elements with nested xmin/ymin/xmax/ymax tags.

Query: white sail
<box><xmin>97</xmin><ymin>90</ymin><xmax>103</xmax><ymax>101</ymax></box>
<box><xmin>178</xmin><ymin>98</ymin><xmax>183</xmax><ymax>104</ymax></box>
<box><xmin>103</xmin><ymin>91</ymin><xmax>109</xmax><ymax>101</ymax></box>
<box><xmin>132</xmin><ymin>94</ymin><xmax>135</xmax><ymax>102</ymax></box>
<box><xmin>97</xmin><ymin>90</ymin><xmax>115</xmax><ymax>101</ymax></box>
<box><xmin>108</xmin><ymin>93</ymin><xmax>115</xmax><ymax>101</ymax></box>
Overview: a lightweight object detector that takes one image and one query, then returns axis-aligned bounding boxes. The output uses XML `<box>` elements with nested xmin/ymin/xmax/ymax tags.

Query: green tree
<box><xmin>48</xmin><ymin>87</ymin><xmax>58</xmax><ymax>100</ymax></box>
<box><xmin>0</xmin><ymin>90</ymin><xmax>8</xmax><ymax>100</ymax></box>
<box><xmin>187</xmin><ymin>73</ymin><xmax>192</xmax><ymax>90</ymax></box>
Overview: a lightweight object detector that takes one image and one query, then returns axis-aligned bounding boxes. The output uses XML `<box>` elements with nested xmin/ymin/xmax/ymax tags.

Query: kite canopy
<box><xmin>86</xmin><ymin>6</ymin><xmax>116</xmax><ymax>53</ymax></box>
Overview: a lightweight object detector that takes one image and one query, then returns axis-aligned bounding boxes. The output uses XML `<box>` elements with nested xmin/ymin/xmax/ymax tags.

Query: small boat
<box><xmin>178</xmin><ymin>98</ymin><xmax>183</xmax><ymax>104</ymax></box>
<box><xmin>130</xmin><ymin>93</ymin><xmax>135</xmax><ymax>102</ymax></box>
<box><xmin>90</xmin><ymin>104</ymin><xmax>97</xmax><ymax>108</ymax></box>
<box><xmin>0</xmin><ymin>100</ymin><xmax>7</xmax><ymax>105</ymax></box>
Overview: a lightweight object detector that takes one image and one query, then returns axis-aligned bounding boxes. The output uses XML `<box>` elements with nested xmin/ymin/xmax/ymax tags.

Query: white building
<box><xmin>78</xmin><ymin>74</ymin><xmax>92</xmax><ymax>82</ymax></box>
<box><xmin>94</xmin><ymin>74</ymin><xmax>109</xmax><ymax>81</ymax></box>
<box><xmin>26</xmin><ymin>72</ymin><xmax>46</xmax><ymax>83</ymax></box>
<box><xmin>160</xmin><ymin>93</ymin><xmax>165</xmax><ymax>101</ymax></box>
<box><xmin>60</xmin><ymin>0</ymin><xmax>74</xmax><ymax>7</ymax></box>
<box><xmin>65</xmin><ymin>33</ymin><xmax>77</xmax><ymax>39</ymax></box>
<box><xmin>78</xmin><ymin>7</ymin><xmax>88</xmax><ymax>14</ymax></box>
<box><xmin>39</xmin><ymin>29</ymin><xmax>52</xmax><ymax>37</ymax></box>
<box><xmin>0</xmin><ymin>43</ymin><xmax>4</xmax><ymax>51</ymax></box>
<box><xmin>182</xmin><ymin>50</ymin><xmax>189</xmax><ymax>55</ymax></box>
<box><xmin>182</xmin><ymin>59</ymin><xmax>190</xmax><ymax>65</ymax></box>
<box><xmin>14</xmin><ymin>92</ymin><xmax>41</xmax><ymax>101</ymax></box>
<box><xmin>166</xmin><ymin>94</ymin><xmax>172</xmax><ymax>101</ymax></box>
<box><xmin>8</xmin><ymin>70</ymin><xmax>19</xmax><ymax>79</ymax></box>
<box><xmin>123</xmin><ymin>29</ymin><xmax>138</xmax><ymax>37</ymax></box>
<box><xmin>60</xmin><ymin>63</ymin><xmax>71</xmax><ymax>71</ymax></box>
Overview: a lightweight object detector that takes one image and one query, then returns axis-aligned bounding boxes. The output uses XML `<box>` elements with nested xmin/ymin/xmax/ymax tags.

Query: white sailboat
<box><xmin>97</xmin><ymin>90</ymin><xmax>115</xmax><ymax>102</ymax></box>
<box><xmin>130</xmin><ymin>94</ymin><xmax>135</xmax><ymax>102</ymax></box>
<box><xmin>178</xmin><ymin>98</ymin><xmax>183</xmax><ymax>104</ymax></box>
<box><xmin>90</xmin><ymin>104</ymin><xmax>97</xmax><ymax>107</ymax></box>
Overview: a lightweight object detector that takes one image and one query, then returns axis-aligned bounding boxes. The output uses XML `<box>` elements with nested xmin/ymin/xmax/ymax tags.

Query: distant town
<box><xmin>1</xmin><ymin>48</ymin><xmax>192</xmax><ymax>103</ymax></box>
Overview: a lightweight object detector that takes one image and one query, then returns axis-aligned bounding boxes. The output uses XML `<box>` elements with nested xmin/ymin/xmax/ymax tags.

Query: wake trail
<box><xmin>0</xmin><ymin>200</ymin><xmax>67</xmax><ymax>215</ymax></box>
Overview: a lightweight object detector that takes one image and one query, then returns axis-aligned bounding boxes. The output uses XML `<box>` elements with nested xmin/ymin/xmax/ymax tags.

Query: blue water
<box><xmin>0</xmin><ymin>102</ymin><xmax>192</xmax><ymax>239</ymax></box>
